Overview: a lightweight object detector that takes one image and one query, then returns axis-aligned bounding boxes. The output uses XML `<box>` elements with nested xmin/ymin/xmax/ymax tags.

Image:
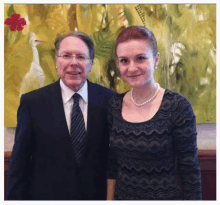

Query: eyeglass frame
<box><xmin>56</xmin><ymin>53</ymin><xmax>92</xmax><ymax>63</ymax></box>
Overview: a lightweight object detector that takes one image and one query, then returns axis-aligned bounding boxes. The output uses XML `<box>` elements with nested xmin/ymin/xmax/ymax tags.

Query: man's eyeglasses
<box><xmin>57</xmin><ymin>54</ymin><xmax>91</xmax><ymax>63</ymax></box>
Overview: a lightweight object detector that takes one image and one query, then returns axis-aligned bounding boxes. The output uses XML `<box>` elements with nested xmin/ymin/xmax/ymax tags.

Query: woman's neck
<box><xmin>131</xmin><ymin>81</ymin><xmax>159</xmax><ymax>104</ymax></box>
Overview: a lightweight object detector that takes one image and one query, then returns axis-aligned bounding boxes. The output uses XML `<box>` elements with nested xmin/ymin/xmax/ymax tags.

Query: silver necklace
<box><xmin>131</xmin><ymin>83</ymin><xmax>160</xmax><ymax>107</ymax></box>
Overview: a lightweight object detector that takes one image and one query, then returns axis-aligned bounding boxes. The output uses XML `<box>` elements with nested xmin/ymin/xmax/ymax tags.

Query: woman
<box><xmin>107</xmin><ymin>26</ymin><xmax>202</xmax><ymax>200</ymax></box>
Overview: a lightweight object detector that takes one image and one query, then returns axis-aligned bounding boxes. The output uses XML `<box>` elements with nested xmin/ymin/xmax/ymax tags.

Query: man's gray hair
<box><xmin>54</xmin><ymin>31</ymin><xmax>95</xmax><ymax>60</ymax></box>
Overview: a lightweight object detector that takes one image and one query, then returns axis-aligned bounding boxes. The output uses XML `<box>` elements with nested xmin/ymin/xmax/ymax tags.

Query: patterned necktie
<box><xmin>70</xmin><ymin>93</ymin><xmax>86</xmax><ymax>164</ymax></box>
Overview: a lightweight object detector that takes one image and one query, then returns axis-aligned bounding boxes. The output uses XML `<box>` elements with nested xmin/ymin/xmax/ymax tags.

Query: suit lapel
<box><xmin>47</xmin><ymin>80</ymin><xmax>69</xmax><ymax>136</ymax></box>
<box><xmin>78</xmin><ymin>81</ymin><xmax>101</xmax><ymax>165</ymax></box>
<box><xmin>48</xmin><ymin>80</ymin><xmax>78</xmax><ymax>166</ymax></box>
<box><xmin>87</xmin><ymin>80</ymin><xmax>100</xmax><ymax>141</ymax></box>
<box><xmin>48</xmin><ymin>80</ymin><xmax>101</xmax><ymax>166</ymax></box>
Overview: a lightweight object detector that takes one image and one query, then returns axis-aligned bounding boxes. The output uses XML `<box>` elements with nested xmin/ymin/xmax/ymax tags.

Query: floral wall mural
<box><xmin>5</xmin><ymin>13</ymin><xmax>27</xmax><ymax>31</ymax></box>
<box><xmin>4</xmin><ymin>4</ymin><xmax>216</xmax><ymax>127</ymax></box>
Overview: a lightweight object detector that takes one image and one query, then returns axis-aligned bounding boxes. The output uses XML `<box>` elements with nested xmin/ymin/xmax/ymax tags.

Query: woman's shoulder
<box><xmin>163</xmin><ymin>89</ymin><xmax>194</xmax><ymax>117</ymax></box>
<box><xmin>109</xmin><ymin>92</ymin><xmax>127</xmax><ymax>105</ymax></box>
<box><xmin>164</xmin><ymin>89</ymin><xmax>192</xmax><ymax>105</ymax></box>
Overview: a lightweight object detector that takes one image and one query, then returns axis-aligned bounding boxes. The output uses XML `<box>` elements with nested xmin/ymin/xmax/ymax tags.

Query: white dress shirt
<box><xmin>60</xmin><ymin>79</ymin><xmax>88</xmax><ymax>133</ymax></box>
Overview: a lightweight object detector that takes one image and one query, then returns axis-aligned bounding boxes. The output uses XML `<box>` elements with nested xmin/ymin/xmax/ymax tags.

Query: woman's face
<box><xmin>116</xmin><ymin>39</ymin><xmax>159</xmax><ymax>89</ymax></box>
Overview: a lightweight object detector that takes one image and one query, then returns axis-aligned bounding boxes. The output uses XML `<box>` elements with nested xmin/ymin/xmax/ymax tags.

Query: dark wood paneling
<box><xmin>4</xmin><ymin>149</ymin><xmax>216</xmax><ymax>200</ymax></box>
<box><xmin>4</xmin><ymin>151</ymin><xmax>12</xmax><ymax>200</ymax></box>
<box><xmin>198</xmin><ymin>150</ymin><xmax>216</xmax><ymax>200</ymax></box>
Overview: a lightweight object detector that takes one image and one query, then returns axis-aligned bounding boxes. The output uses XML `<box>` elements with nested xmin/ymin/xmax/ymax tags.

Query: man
<box><xmin>6</xmin><ymin>31</ymin><xmax>115</xmax><ymax>200</ymax></box>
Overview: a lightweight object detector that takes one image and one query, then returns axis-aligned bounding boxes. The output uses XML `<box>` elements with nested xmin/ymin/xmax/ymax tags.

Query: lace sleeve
<box><xmin>172</xmin><ymin>96</ymin><xmax>202</xmax><ymax>200</ymax></box>
<box><xmin>107</xmin><ymin>96</ymin><xmax>118</xmax><ymax>179</ymax></box>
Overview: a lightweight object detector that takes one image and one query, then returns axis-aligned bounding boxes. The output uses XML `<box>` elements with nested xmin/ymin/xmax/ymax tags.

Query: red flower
<box><xmin>5</xmin><ymin>13</ymin><xmax>27</xmax><ymax>31</ymax></box>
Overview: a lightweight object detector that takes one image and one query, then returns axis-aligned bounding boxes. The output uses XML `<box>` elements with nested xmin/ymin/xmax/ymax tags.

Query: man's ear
<box><xmin>88</xmin><ymin>60</ymin><xmax>93</xmax><ymax>73</ymax></box>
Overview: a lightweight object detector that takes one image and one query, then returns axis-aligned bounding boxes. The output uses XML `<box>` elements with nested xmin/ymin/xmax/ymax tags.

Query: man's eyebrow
<box><xmin>60</xmin><ymin>51</ymin><xmax>71</xmax><ymax>54</ymax></box>
<box><xmin>61</xmin><ymin>51</ymin><xmax>85</xmax><ymax>55</ymax></box>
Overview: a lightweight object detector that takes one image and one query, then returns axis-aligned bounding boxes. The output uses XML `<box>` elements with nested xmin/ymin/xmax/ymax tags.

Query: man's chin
<box><xmin>65</xmin><ymin>79</ymin><xmax>86</xmax><ymax>91</ymax></box>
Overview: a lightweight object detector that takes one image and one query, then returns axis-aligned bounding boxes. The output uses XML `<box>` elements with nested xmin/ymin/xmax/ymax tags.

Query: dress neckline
<box><xmin>119</xmin><ymin>89</ymin><xmax>168</xmax><ymax>124</ymax></box>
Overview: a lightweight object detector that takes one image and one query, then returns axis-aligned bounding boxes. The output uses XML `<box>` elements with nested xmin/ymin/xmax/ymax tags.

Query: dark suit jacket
<box><xmin>6</xmin><ymin>80</ymin><xmax>115</xmax><ymax>200</ymax></box>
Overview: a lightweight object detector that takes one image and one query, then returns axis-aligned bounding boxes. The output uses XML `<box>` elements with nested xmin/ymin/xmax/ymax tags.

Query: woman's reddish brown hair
<box><xmin>115</xmin><ymin>26</ymin><xmax>158</xmax><ymax>57</ymax></box>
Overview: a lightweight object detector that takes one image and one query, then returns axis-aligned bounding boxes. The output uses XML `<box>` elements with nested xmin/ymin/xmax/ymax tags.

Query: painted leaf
<box><xmin>123</xmin><ymin>5</ymin><xmax>145</xmax><ymax>26</ymax></box>
<box><xmin>5</xmin><ymin>34</ymin><xmax>33</xmax><ymax>127</ymax></box>
<box><xmin>76</xmin><ymin>4</ymin><xmax>105</xmax><ymax>35</ymax></box>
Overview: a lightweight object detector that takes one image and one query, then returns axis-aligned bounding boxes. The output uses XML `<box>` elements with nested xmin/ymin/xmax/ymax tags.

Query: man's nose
<box><xmin>69</xmin><ymin>56</ymin><xmax>78</xmax><ymax>65</ymax></box>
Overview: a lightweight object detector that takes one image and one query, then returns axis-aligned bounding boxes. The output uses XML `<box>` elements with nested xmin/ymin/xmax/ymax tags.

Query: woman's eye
<box><xmin>136</xmin><ymin>56</ymin><xmax>146</xmax><ymax>61</ymax></box>
<box><xmin>120</xmin><ymin>59</ymin><xmax>128</xmax><ymax>63</ymax></box>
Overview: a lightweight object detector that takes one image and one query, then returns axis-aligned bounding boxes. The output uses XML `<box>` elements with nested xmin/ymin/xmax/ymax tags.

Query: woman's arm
<box><xmin>172</xmin><ymin>96</ymin><xmax>202</xmax><ymax>200</ymax></box>
<box><xmin>106</xmin><ymin>96</ymin><xmax>118</xmax><ymax>200</ymax></box>
<box><xmin>107</xmin><ymin>179</ymin><xmax>116</xmax><ymax>200</ymax></box>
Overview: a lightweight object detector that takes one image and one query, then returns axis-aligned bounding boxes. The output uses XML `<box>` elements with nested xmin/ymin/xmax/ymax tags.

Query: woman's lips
<box><xmin>127</xmin><ymin>74</ymin><xmax>141</xmax><ymax>78</ymax></box>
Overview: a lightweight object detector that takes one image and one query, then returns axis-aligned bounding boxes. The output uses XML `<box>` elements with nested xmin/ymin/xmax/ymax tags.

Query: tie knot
<box><xmin>73</xmin><ymin>93</ymin><xmax>81</xmax><ymax>104</ymax></box>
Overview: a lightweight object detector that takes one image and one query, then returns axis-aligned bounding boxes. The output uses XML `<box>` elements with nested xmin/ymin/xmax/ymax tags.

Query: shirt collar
<box><xmin>60</xmin><ymin>79</ymin><xmax>88</xmax><ymax>104</ymax></box>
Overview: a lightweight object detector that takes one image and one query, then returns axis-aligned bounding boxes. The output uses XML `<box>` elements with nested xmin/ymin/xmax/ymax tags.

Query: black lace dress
<box><xmin>107</xmin><ymin>89</ymin><xmax>202</xmax><ymax>200</ymax></box>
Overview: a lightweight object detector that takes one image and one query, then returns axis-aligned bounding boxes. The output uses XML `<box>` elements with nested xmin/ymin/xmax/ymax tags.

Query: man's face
<box><xmin>56</xmin><ymin>36</ymin><xmax>92</xmax><ymax>91</ymax></box>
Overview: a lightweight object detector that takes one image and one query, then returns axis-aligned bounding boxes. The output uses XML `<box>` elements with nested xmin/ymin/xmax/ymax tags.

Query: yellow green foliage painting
<box><xmin>4</xmin><ymin>4</ymin><xmax>216</xmax><ymax>127</ymax></box>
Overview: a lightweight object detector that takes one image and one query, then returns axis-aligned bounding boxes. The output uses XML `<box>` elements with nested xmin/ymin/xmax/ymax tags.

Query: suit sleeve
<box><xmin>107</xmin><ymin>96</ymin><xmax>118</xmax><ymax>179</ymax></box>
<box><xmin>6</xmin><ymin>95</ymin><xmax>34</xmax><ymax>200</ymax></box>
<box><xmin>172</xmin><ymin>96</ymin><xmax>202</xmax><ymax>200</ymax></box>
